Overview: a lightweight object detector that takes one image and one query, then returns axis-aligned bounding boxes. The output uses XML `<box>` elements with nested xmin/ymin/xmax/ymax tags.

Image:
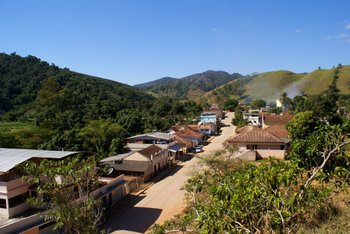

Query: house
<box><xmin>174</xmin><ymin>135</ymin><xmax>193</xmax><ymax>154</ymax></box>
<box><xmin>243</xmin><ymin>109</ymin><xmax>261</xmax><ymax>126</ymax></box>
<box><xmin>189</xmin><ymin>122</ymin><xmax>217</xmax><ymax>135</ymax></box>
<box><xmin>101</xmin><ymin>145</ymin><xmax>170</xmax><ymax>182</ymax></box>
<box><xmin>204</xmin><ymin>105</ymin><xmax>224</xmax><ymax>119</ymax></box>
<box><xmin>169</xmin><ymin>125</ymin><xmax>205</xmax><ymax>147</ymax></box>
<box><xmin>199</xmin><ymin>112</ymin><xmax>218</xmax><ymax>124</ymax></box>
<box><xmin>126</xmin><ymin>132</ymin><xmax>182</xmax><ymax>158</ymax></box>
<box><xmin>0</xmin><ymin>148</ymin><xmax>134</xmax><ymax>234</ymax></box>
<box><xmin>224</xmin><ymin>125</ymin><xmax>290</xmax><ymax>160</ymax></box>
<box><xmin>261</xmin><ymin>112</ymin><xmax>293</xmax><ymax>128</ymax></box>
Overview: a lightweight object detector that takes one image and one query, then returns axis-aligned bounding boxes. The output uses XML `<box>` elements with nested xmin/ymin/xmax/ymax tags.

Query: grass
<box><xmin>0</xmin><ymin>121</ymin><xmax>34</xmax><ymax>133</ymax></box>
<box><xmin>244</xmin><ymin>70</ymin><xmax>304</xmax><ymax>102</ymax></box>
<box><xmin>297</xmin><ymin>187</ymin><xmax>350</xmax><ymax>234</ymax></box>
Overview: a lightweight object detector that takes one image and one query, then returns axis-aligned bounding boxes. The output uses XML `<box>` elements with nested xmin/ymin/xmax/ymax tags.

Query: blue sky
<box><xmin>1</xmin><ymin>0</ymin><xmax>350</xmax><ymax>85</ymax></box>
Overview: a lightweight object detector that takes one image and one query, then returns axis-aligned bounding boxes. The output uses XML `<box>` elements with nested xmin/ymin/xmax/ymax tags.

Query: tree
<box><xmin>250</xmin><ymin>99</ymin><xmax>267</xmax><ymax>109</ymax></box>
<box><xmin>287</xmin><ymin>111</ymin><xmax>319</xmax><ymax>140</ymax></box>
<box><xmin>81</xmin><ymin>119</ymin><xmax>126</xmax><ymax>156</ymax></box>
<box><xmin>232</xmin><ymin>105</ymin><xmax>246</xmax><ymax>127</ymax></box>
<box><xmin>288</xmin><ymin>122</ymin><xmax>350</xmax><ymax>177</ymax></box>
<box><xmin>222</xmin><ymin>99</ymin><xmax>239</xmax><ymax>111</ymax></box>
<box><xmin>19</xmin><ymin>155</ymin><xmax>105</xmax><ymax>233</ymax></box>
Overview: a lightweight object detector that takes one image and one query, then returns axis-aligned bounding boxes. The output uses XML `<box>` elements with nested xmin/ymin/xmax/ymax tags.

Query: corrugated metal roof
<box><xmin>112</xmin><ymin>160</ymin><xmax>150</xmax><ymax>172</ymax></box>
<box><xmin>126</xmin><ymin>132</ymin><xmax>172</xmax><ymax>140</ymax></box>
<box><xmin>100</xmin><ymin>152</ymin><xmax>134</xmax><ymax>162</ymax></box>
<box><xmin>0</xmin><ymin>148</ymin><xmax>79</xmax><ymax>173</ymax></box>
<box><xmin>169</xmin><ymin>144</ymin><xmax>183</xmax><ymax>152</ymax></box>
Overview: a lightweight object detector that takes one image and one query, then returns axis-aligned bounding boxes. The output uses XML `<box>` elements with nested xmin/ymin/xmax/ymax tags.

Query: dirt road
<box><xmin>106</xmin><ymin>112</ymin><xmax>236</xmax><ymax>233</ymax></box>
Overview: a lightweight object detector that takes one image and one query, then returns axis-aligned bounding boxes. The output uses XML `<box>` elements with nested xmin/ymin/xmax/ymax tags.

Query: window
<box><xmin>0</xmin><ymin>198</ymin><xmax>6</xmax><ymax>209</ymax></box>
<box><xmin>9</xmin><ymin>192</ymin><xmax>29</xmax><ymax>208</ymax></box>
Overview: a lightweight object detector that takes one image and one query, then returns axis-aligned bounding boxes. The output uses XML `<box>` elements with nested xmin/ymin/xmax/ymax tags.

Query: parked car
<box><xmin>194</xmin><ymin>146</ymin><xmax>203</xmax><ymax>153</ymax></box>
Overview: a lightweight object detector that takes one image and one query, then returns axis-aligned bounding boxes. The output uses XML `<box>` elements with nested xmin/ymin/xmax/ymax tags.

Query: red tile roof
<box><xmin>263</xmin><ymin>113</ymin><xmax>293</xmax><ymax>125</ymax></box>
<box><xmin>236</xmin><ymin>125</ymin><xmax>261</xmax><ymax>134</ymax></box>
<box><xmin>263</xmin><ymin>125</ymin><xmax>289</xmax><ymax>139</ymax></box>
<box><xmin>138</xmin><ymin>145</ymin><xmax>164</xmax><ymax>159</ymax></box>
<box><xmin>171</xmin><ymin>125</ymin><xmax>204</xmax><ymax>138</ymax></box>
<box><xmin>227</xmin><ymin>131</ymin><xmax>284</xmax><ymax>144</ymax></box>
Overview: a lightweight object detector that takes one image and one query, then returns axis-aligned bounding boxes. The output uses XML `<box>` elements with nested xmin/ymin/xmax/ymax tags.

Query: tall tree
<box><xmin>81</xmin><ymin>119</ymin><xmax>126</xmax><ymax>156</ymax></box>
<box><xmin>20</xmin><ymin>155</ymin><xmax>105</xmax><ymax>234</ymax></box>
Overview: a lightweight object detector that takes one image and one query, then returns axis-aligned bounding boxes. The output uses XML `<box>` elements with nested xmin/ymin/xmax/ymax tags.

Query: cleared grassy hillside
<box><xmin>244</xmin><ymin>71</ymin><xmax>304</xmax><ymax>102</ymax></box>
<box><xmin>205</xmin><ymin>66</ymin><xmax>350</xmax><ymax>105</ymax></box>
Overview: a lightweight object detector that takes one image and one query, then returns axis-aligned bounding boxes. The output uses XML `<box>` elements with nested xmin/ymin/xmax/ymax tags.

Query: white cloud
<box><xmin>295</xmin><ymin>28</ymin><xmax>303</xmax><ymax>33</ymax></box>
<box><xmin>211</xmin><ymin>28</ymin><xmax>219</xmax><ymax>32</ymax></box>
<box><xmin>324</xmin><ymin>35</ymin><xmax>332</xmax><ymax>40</ymax></box>
<box><xmin>336</xmin><ymin>33</ymin><xmax>349</xmax><ymax>38</ymax></box>
<box><xmin>346</xmin><ymin>23</ymin><xmax>350</xmax><ymax>29</ymax></box>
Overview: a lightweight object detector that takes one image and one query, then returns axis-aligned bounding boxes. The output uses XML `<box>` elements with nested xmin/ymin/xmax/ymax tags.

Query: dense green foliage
<box><xmin>19</xmin><ymin>155</ymin><xmax>105</xmax><ymax>234</ymax></box>
<box><xmin>231</xmin><ymin>105</ymin><xmax>247</xmax><ymax>128</ymax></box>
<box><xmin>152</xmin><ymin>153</ymin><xmax>335</xmax><ymax>233</ymax></box>
<box><xmin>0</xmin><ymin>53</ymin><xmax>203</xmax><ymax>156</ymax></box>
<box><xmin>0</xmin><ymin>53</ymin><xmax>153</xmax><ymax>122</ymax></box>
<box><xmin>250</xmin><ymin>99</ymin><xmax>267</xmax><ymax>109</ymax></box>
<box><xmin>222</xmin><ymin>98</ymin><xmax>239</xmax><ymax>111</ymax></box>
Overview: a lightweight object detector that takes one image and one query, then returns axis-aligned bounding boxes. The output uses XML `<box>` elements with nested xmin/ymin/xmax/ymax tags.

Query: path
<box><xmin>106</xmin><ymin>112</ymin><xmax>236</xmax><ymax>233</ymax></box>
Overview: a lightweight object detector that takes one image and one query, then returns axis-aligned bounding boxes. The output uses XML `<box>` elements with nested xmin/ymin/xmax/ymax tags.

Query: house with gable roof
<box><xmin>100</xmin><ymin>145</ymin><xmax>170</xmax><ymax>182</ymax></box>
<box><xmin>225</xmin><ymin>124</ymin><xmax>290</xmax><ymax>160</ymax></box>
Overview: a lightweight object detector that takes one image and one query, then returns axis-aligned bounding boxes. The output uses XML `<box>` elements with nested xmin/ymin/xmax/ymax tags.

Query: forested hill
<box><xmin>135</xmin><ymin>70</ymin><xmax>243</xmax><ymax>99</ymax></box>
<box><xmin>134</xmin><ymin>77</ymin><xmax>178</xmax><ymax>89</ymax></box>
<box><xmin>0</xmin><ymin>53</ymin><xmax>153</xmax><ymax>122</ymax></box>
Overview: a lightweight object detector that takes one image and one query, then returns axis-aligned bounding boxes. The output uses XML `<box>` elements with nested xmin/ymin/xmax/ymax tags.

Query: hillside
<box><xmin>134</xmin><ymin>77</ymin><xmax>178</xmax><ymax>89</ymax></box>
<box><xmin>135</xmin><ymin>70</ymin><xmax>242</xmax><ymax>99</ymax></box>
<box><xmin>205</xmin><ymin>66</ymin><xmax>350</xmax><ymax>104</ymax></box>
<box><xmin>243</xmin><ymin>70</ymin><xmax>304</xmax><ymax>102</ymax></box>
<box><xmin>0</xmin><ymin>53</ymin><xmax>154</xmax><ymax>122</ymax></box>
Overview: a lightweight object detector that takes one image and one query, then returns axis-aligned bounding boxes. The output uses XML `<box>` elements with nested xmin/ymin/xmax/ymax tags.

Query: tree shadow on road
<box><xmin>105</xmin><ymin>194</ymin><xmax>162</xmax><ymax>233</ymax></box>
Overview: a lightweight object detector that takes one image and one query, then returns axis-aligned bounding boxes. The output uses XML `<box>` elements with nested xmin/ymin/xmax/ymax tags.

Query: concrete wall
<box><xmin>256</xmin><ymin>150</ymin><xmax>285</xmax><ymax>160</ymax></box>
<box><xmin>0</xmin><ymin>177</ymin><xmax>31</xmax><ymax>218</ymax></box>
<box><xmin>0</xmin><ymin>214</ymin><xmax>42</xmax><ymax>234</ymax></box>
<box><xmin>238</xmin><ymin>150</ymin><xmax>256</xmax><ymax>161</ymax></box>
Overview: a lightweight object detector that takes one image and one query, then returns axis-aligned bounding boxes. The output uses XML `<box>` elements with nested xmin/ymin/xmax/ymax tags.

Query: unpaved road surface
<box><xmin>106</xmin><ymin>112</ymin><xmax>236</xmax><ymax>233</ymax></box>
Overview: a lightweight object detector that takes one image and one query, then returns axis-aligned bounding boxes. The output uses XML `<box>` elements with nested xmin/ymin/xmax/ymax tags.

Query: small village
<box><xmin>2</xmin><ymin>1</ymin><xmax>350</xmax><ymax>233</ymax></box>
<box><xmin>0</xmin><ymin>98</ymin><xmax>297</xmax><ymax>233</ymax></box>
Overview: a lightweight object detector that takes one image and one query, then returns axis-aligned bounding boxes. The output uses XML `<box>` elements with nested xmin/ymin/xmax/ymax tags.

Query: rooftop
<box><xmin>227</xmin><ymin>131</ymin><xmax>284</xmax><ymax>144</ymax></box>
<box><xmin>263</xmin><ymin>113</ymin><xmax>293</xmax><ymax>125</ymax></box>
<box><xmin>0</xmin><ymin>148</ymin><xmax>79</xmax><ymax>173</ymax></box>
<box><xmin>126</xmin><ymin>132</ymin><xmax>173</xmax><ymax>141</ymax></box>
<box><xmin>100</xmin><ymin>152</ymin><xmax>134</xmax><ymax>163</ymax></box>
<box><xmin>138</xmin><ymin>145</ymin><xmax>164</xmax><ymax>158</ymax></box>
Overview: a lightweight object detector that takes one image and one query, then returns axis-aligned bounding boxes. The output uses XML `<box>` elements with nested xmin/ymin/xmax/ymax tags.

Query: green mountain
<box><xmin>0</xmin><ymin>53</ymin><xmax>154</xmax><ymax>123</ymax></box>
<box><xmin>134</xmin><ymin>77</ymin><xmax>178</xmax><ymax>89</ymax></box>
<box><xmin>205</xmin><ymin>66</ymin><xmax>350</xmax><ymax>104</ymax></box>
<box><xmin>135</xmin><ymin>70</ymin><xmax>243</xmax><ymax>99</ymax></box>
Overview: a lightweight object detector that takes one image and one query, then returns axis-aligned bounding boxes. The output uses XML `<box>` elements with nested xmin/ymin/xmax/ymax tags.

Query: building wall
<box><xmin>0</xmin><ymin>177</ymin><xmax>31</xmax><ymax>219</ymax></box>
<box><xmin>256</xmin><ymin>149</ymin><xmax>285</xmax><ymax>160</ymax></box>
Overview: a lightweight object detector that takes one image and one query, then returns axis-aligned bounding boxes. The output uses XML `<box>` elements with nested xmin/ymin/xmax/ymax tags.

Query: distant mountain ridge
<box><xmin>135</xmin><ymin>70</ymin><xmax>243</xmax><ymax>99</ymax></box>
<box><xmin>137</xmin><ymin>66</ymin><xmax>350</xmax><ymax>105</ymax></box>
